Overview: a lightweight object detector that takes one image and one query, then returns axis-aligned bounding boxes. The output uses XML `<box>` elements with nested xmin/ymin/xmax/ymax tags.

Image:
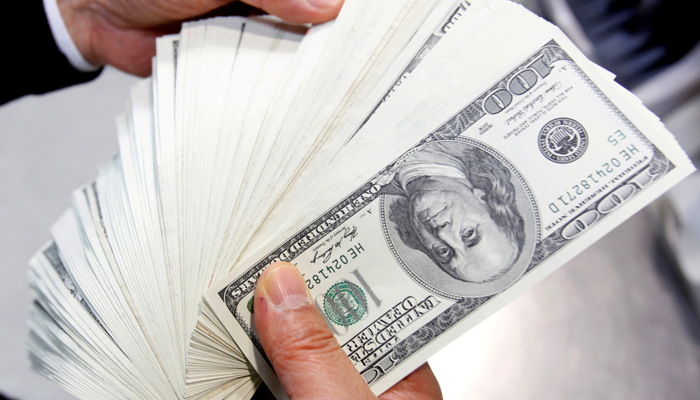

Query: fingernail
<box><xmin>307</xmin><ymin>0</ymin><xmax>340</xmax><ymax>10</ymax></box>
<box><xmin>263</xmin><ymin>263</ymin><xmax>310</xmax><ymax>309</ymax></box>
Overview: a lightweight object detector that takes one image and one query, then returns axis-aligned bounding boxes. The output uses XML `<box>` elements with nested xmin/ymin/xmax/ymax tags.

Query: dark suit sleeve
<box><xmin>565</xmin><ymin>0</ymin><xmax>700</xmax><ymax>89</ymax></box>
<box><xmin>2</xmin><ymin>0</ymin><xmax>102</xmax><ymax>105</ymax></box>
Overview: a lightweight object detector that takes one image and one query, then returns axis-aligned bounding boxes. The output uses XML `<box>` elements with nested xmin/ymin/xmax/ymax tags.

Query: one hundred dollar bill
<box><xmin>204</xmin><ymin>3</ymin><xmax>694</xmax><ymax>399</ymax></box>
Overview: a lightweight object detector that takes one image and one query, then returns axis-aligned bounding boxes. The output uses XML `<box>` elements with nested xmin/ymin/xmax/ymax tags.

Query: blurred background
<box><xmin>1</xmin><ymin>0</ymin><xmax>699</xmax><ymax>399</ymax></box>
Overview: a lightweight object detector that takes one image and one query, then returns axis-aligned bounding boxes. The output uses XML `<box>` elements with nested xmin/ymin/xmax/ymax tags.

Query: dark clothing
<box><xmin>566</xmin><ymin>0</ymin><xmax>700</xmax><ymax>88</ymax></box>
<box><xmin>2</xmin><ymin>0</ymin><xmax>102</xmax><ymax>105</ymax></box>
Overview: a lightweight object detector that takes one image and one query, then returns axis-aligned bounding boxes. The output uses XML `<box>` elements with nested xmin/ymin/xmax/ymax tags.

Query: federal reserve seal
<box><xmin>323</xmin><ymin>281</ymin><xmax>367</xmax><ymax>326</ymax></box>
<box><xmin>538</xmin><ymin>118</ymin><xmax>588</xmax><ymax>163</ymax></box>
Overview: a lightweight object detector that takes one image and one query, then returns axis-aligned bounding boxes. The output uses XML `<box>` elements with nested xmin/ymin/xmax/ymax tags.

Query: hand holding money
<box><xmin>254</xmin><ymin>262</ymin><xmax>442</xmax><ymax>400</ymax></box>
<box><xmin>57</xmin><ymin>0</ymin><xmax>343</xmax><ymax>75</ymax></box>
<box><xmin>27</xmin><ymin>0</ymin><xmax>694</xmax><ymax>399</ymax></box>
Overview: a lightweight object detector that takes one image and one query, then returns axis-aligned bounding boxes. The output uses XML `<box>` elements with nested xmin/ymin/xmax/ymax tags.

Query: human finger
<box><xmin>254</xmin><ymin>262</ymin><xmax>376</xmax><ymax>400</ymax></box>
<box><xmin>240</xmin><ymin>0</ymin><xmax>344</xmax><ymax>24</ymax></box>
<box><xmin>379</xmin><ymin>363</ymin><xmax>443</xmax><ymax>400</ymax></box>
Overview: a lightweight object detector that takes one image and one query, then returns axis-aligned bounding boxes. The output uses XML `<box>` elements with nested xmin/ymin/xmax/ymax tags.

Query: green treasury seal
<box><xmin>323</xmin><ymin>281</ymin><xmax>368</xmax><ymax>326</ymax></box>
<box><xmin>247</xmin><ymin>296</ymin><xmax>255</xmax><ymax>314</ymax></box>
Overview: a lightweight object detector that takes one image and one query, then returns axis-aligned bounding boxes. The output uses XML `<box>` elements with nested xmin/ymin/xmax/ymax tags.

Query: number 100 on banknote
<box><xmin>206</xmin><ymin>15</ymin><xmax>692</xmax><ymax>400</ymax></box>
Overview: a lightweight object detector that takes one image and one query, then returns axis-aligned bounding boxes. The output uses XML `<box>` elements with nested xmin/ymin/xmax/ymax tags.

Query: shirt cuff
<box><xmin>43</xmin><ymin>0</ymin><xmax>100</xmax><ymax>72</ymax></box>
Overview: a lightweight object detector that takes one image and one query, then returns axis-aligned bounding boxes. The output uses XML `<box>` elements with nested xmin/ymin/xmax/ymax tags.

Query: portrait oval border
<box><xmin>380</xmin><ymin>137</ymin><xmax>538</xmax><ymax>299</ymax></box>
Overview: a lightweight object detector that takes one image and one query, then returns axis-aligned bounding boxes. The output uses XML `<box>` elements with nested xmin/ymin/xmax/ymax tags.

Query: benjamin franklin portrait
<box><xmin>379</xmin><ymin>139</ymin><xmax>535</xmax><ymax>297</ymax></box>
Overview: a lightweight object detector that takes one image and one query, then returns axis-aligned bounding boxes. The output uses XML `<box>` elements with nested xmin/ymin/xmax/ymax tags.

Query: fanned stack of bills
<box><xmin>27</xmin><ymin>0</ymin><xmax>694</xmax><ymax>399</ymax></box>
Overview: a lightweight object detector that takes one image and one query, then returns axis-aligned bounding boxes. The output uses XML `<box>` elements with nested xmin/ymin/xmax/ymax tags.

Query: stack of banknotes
<box><xmin>27</xmin><ymin>0</ymin><xmax>694</xmax><ymax>399</ymax></box>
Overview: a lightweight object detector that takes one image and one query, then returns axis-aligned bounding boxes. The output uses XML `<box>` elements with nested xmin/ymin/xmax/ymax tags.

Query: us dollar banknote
<box><xmin>205</xmin><ymin>33</ymin><xmax>694</xmax><ymax>398</ymax></box>
<box><xmin>26</xmin><ymin>0</ymin><xmax>695</xmax><ymax>398</ymax></box>
<box><xmin>204</xmin><ymin>1</ymin><xmax>693</xmax><ymax>398</ymax></box>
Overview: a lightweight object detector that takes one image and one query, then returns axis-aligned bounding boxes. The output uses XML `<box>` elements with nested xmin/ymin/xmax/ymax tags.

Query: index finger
<box><xmin>240</xmin><ymin>0</ymin><xmax>344</xmax><ymax>23</ymax></box>
<box><xmin>379</xmin><ymin>363</ymin><xmax>443</xmax><ymax>400</ymax></box>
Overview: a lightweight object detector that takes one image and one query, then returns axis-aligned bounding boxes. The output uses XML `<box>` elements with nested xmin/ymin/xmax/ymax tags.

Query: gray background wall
<box><xmin>1</xmin><ymin>68</ymin><xmax>138</xmax><ymax>400</ymax></box>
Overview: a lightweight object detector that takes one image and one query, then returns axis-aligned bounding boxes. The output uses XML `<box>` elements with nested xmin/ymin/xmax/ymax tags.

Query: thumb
<box><xmin>240</xmin><ymin>0</ymin><xmax>344</xmax><ymax>24</ymax></box>
<box><xmin>254</xmin><ymin>262</ymin><xmax>376</xmax><ymax>400</ymax></box>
